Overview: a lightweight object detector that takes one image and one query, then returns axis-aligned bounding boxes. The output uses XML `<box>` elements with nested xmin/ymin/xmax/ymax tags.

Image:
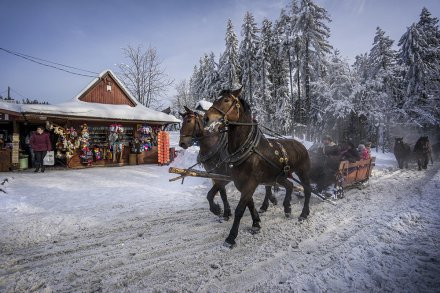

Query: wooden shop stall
<box><xmin>0</xmin><ymin>70</ymin><xmax>179</xmax><ymax>170</ymax></box>
<box><xmin>0</xmin><ymin>101</ymin><xmax>24</xmax><ymax>171</ymax></box>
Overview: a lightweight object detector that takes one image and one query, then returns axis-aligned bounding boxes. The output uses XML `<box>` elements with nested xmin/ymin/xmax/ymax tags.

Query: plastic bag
<box><xmin>43</xmin><ymin>151</ymin><xmax>55</xmax><ymax>166</ymax></box>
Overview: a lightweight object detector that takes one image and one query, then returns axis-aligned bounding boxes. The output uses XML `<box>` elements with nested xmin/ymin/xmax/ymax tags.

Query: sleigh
<box><xmin>169</xmin><ymin>157</ymin><xmax>375</xmax><ymax>201</ymax></box>
<box><xmin>331</xmin><ymin>157</ymin><xmax>376</xmax><ymax>198</ymax></box>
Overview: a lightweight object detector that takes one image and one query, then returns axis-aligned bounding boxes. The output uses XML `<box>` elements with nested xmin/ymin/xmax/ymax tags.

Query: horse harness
<box><xmin>180</xmin><ymin>112</ymin><xmax>204</xmax><ymax>141</ymax></box>
<box><xmin>210</xmin><ymin>94</ymin><xmax>291</xmax><ymax>177</ymax></box>
<box><xmin>181</xmin><ymin>112</ymin><xmax>228</xmax><ymax>166</ymax></box>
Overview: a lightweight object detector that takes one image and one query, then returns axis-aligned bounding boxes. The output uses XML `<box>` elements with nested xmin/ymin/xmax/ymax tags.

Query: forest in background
<box><xmin>172</xmin><ymin>0</ymin><xmax>440</xmax><ymax>149</ymax></box>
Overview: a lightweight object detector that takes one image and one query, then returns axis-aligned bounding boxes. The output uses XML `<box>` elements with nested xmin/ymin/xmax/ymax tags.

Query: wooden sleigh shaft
<box><xmin>169</xmin><ymin>167</ymin><xmax>303</xmax><ymax>193</ymax></box>
<box><xmin>168</xmin><ymin>167</ymin><xmax>231</xmax><ymax>182</ymax></box>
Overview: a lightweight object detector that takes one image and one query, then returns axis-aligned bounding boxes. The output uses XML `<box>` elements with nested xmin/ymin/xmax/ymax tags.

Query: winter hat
<box><xmin>358</xmin><ymin>144</ymin><xmax>366</xmax><ymax>151</ymax></box>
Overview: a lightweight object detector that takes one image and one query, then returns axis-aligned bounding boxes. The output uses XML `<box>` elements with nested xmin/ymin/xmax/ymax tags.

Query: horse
<box><xmin>414</xmin><ymin>136</ymin><xmax>432</xmax><ymax>170</ymax></box>
<box><xmin>204</xmin><ymin>88</ymin><xmax>312</xmax><ymax>248</ymax></box>
<box><xmin>308</xmin><ymin>143</ymin><xmax>341</xmax><ymax>193</ymax></box>
<box><xmin>178</xmin><ymin>106</ymin><xmax>277</xmax><ymax>221</ymax></box>
<box><xmin>394</xmin><ymin>137</ymin><xmax>411</xmax><ymax>169</ymax></box>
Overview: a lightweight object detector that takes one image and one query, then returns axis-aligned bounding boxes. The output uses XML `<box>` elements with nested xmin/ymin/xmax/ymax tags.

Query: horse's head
<box><xmin>395</xmin><ymin>137</ymin><xmax>405</xmax><ymax>145</ymax></box>
<box><xmin>178</xmin><ymin>106</ymin><xmax>204</xmax><ymax>149</ymax></box>
<box><xmin>204</xmin><ymin>87</ymin><xmax>250</xmax><ymax>132</ymax></box>
<box><xmin>415</xmin><ymin>136</ymin><xmax>431</xmax><ymax>153</ymax></box>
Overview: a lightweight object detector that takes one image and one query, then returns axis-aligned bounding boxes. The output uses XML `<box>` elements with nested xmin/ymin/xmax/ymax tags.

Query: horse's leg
<box><xmin>207</xmin><ymin>182</ymin><xmax>221</xmax><ymax>216</ymax></box>
<box><xmin>278</xmin><ymin>177</ymin><xmax>293</xmax><ymax>218</ymax></box>
<box><xmin>218</xmin><ymin>183</ymin><xmax>231</xmax><ymax>220</ymax></box>
<box><xmin>260</xmin><ymin>185</ymin><xmax>276</xmax><ymax>212</ymax></box>
<box><xmin>247</xmin><ymin>198</ymin><xmax>261</xmax><ymax>233</ymax></box>
<box><xmin>296</xmin><ymin>169</ymin><xmax>312</xmax><ymax>221</ymax></box>
<box><xmin>224</xmin><ymin>182</ymin><xmax>258</xmax><ymax>248</ymax></box>
<box><xmin>417</xmin><ymin>157</ymin><xmax>422</xmax><ymax>171</ymax></box>
<box><xmin>423</xmin><ymin>155</ymin><xmax>428</xmax><ymax>169</ymax></box>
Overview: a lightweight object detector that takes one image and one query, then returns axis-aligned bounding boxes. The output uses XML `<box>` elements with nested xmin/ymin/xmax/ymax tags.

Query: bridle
<box><xmin>180</xmin><ymin>112</ymin><xmax>204</xmax><ymax>141</ymax></box>
<box><xmin>209</xmin><ymin>94</ymin><xmax>241</xmax><ymax>125</ymax></box>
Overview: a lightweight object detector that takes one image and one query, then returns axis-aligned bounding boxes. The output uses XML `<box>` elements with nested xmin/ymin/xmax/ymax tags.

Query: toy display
<box><xmin>48</xmin><ymin>120</ymin><xmax>164</xmax><ymax>167</ymax></box>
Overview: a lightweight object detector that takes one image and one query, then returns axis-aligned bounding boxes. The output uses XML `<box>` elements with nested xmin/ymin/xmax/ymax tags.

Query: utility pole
<box><xmin>8</xmin><ymin>86</ymin><xmax>11</xmax><ymax>99</ymax></box>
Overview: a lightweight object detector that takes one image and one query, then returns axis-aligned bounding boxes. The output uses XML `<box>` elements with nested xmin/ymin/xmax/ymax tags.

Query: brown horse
<box><xmin>204</xmin><ymin>88</ymin><xmax>312</xmax><ymax>248</ymax></box>
<box><xmin>178</xmin><ymin>106</ymin><xmax>277</xmax><ymax>221</ymax></box>
<box><xmin>414</xmin><ymin>136</ymin><xmax>432</xmax><ymax>170</ymax></box>
<box><xmin>394</xmin><ymin>137</ymin><xmax>411</xmax><ymax>169</ymax></box>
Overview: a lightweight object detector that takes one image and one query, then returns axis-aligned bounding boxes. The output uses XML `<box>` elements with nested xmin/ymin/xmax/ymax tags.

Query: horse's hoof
<box><xmin>259</xmin><ymin>208</ymin><xmax>267</xmax><ymax>213</ymax></box>
<box><xmin>285</xmin><ymin>213</ymin><xmax>291</xmax><ymax>218</ymax></box>
<box><xmin>298</xmin><ymin>216</ymin><xmax>307</xmax><ymax>222</ymax></box>
<box><xmin>223</xmin><ymin>216</ymin><xmax>230</xmax><ymax>221</ymax></box>
<box><xmin>270</xmin><ymin>198</ymin><xmax>278</xmax><ymax>205</ymax></box>
<box><xmin>210</xmin><ymin>204</ymin><xmax>222</xmax><ymax>216</ymax></box>
<box><xmin>250</xmin><ymin>226</ymin><xmax>260</xmax><ymax>235</ymax></box>
<box><xmin>223</xmin><ymin>239</ymin><xmax>236</xmax><ymax>249</ymax></box>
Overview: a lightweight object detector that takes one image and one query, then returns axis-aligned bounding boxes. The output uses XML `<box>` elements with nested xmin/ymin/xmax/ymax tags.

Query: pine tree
<box><xmin>254</xmin><ymin>18</ymin><xmax>274</xmax><ymax>126</ymax></box>
<box><xmin>272</xmin><ymin>10</ymin><xmax>293</xmax><ymax>134</ymax></box>
<box><xmin>398</xmin><ymin>8</ymin><xmax>440</xmax><ymax>127</ymax></box>
<box><xmin>312</xmin><ymin>50</ymin><xmax>354</xmax><ymax>141</ymax></box>
<box><xmin>239</xmin><ymin>12</ymin><xmax>260</xmax><ymax>107</ymax></box>
<box><xmin>218</xmin><ymin>19</ymin><xmax>241</xmax><ymax>90</ymax></box>
<box><xmin>295</xmin><ymin>0</ymin><xmax>332</xmax><ymax>126</ymax></box>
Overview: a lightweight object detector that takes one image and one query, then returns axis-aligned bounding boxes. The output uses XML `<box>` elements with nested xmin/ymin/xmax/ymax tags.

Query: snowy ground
<box><xmin>0</xmin><ymin>132</ymin><xmax>439</xmax><ymax>292</ymax></box>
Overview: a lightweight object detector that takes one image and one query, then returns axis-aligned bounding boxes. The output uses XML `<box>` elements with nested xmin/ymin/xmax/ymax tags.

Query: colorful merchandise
<box><xmin>157</xmin><ymin>130</ymin><xmax>170</xmax><ymax>165</ymax></box>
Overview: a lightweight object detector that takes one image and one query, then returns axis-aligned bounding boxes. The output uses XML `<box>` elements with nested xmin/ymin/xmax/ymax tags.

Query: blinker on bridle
<box><xmin>209</xmin><ymin>94</ymin><xmax>241</xmax><ymax>125</ymax></box>
<box><xmin>180</xmin><ymin>112</ymin><xmax>204</xmax><ymax>140</ymax></box>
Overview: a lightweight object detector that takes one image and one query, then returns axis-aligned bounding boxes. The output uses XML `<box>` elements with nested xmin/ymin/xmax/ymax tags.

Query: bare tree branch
<box><xmin>117</xmin><ymin>45</ymin><xmax>174</xmax><ymax>109</ymax></box>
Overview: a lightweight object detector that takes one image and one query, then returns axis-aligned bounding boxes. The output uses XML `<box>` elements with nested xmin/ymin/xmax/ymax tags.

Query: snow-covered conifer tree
<box><xmin>239</xmin><ymin>12</ymin><xmax>260</xmax><ymax>107</ymax></box>
<box><xmin>218</xmin><ymin>19</ymin><xmax>241</xmax><ymax>91</ymax></box>
<box><xmin>295</xmin><ymin>0</ymin><xmax>332</xmax><ymax>126</ymax></box>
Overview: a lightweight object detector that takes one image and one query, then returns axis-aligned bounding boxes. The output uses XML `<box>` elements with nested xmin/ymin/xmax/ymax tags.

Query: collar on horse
<box><xmin>197</xmin><ymin>131</ymin><xmax>228</xmax><ymax>164</ymax></box>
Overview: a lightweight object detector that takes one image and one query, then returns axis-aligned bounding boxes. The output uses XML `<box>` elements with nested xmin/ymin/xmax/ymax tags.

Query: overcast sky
<box><xmin>1</xmin><ymin>0</ymin><xmax>439</xmax><ymax>106</ymax></box>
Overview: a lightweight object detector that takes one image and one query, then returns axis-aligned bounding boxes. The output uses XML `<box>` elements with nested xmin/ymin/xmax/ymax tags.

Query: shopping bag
<box><xmin>43</xmin><ymin>151</ymin><xmax>55</xmax><ymax>166</ymax></box>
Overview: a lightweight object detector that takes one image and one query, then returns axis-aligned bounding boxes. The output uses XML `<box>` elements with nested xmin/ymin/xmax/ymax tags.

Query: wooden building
<box><xmin>0</xmin><ymin>70</ymin><xmax>180</xmax><ymax>170</ymax></box>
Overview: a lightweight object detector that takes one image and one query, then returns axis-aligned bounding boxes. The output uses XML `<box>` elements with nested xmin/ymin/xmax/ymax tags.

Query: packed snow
<box><xmin>0</xmin><ymin>132</ymin><xmax>439</xmax><ymax>292</ymax></box>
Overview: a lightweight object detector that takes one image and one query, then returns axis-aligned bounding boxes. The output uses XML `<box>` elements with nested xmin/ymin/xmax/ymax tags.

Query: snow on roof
<box><xmin>1</xmin><ymin>70</ymin><xmax>180</xmax><ymax>124</ymax></box>
<box><xmin>0</xmin><ymin>100</ymin><xmax>22</xmax><ymax>114</ymax></box>
<box><xmin>21</xmin><ymin>100</ymin><xmax>180</xmax><ymax>123</ymax></box>
<box><xmin>195</xmin><ymin>100</ymin><xmax>213</xmax><ymax>111</ymax></box>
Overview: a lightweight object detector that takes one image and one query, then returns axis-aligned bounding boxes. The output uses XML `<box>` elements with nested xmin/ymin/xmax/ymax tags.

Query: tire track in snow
<box><xmin>1</xmin><ymin>164</ymin><xmax>440</xmax><ymax>292</ymax></box>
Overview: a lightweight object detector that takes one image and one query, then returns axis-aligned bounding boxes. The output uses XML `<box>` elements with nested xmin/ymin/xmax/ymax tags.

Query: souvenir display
<box><xmin>137</xmin><ymin>125</ymin><xmax>153</xmax><ymax>151</ymax></box>
<box><xmin>48</xmin><ymin>120</ymin><xmax>153</xmax><ymax>167</ymax></box>
<box><xmin>157</xmin><ymin>130</ymin><xmax>170</xmax><ymax>165</ymax></box>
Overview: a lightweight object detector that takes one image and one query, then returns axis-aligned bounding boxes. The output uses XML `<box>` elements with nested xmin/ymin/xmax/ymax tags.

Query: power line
<box><xmin>0</xmin><ymin>47</ymin><xmax>100</xmax><ymax>78</ymax></box>
<box><xmin>10</xmin><ymin>88</ymin><xmax>29</xmax><ymax>100</ymax></box>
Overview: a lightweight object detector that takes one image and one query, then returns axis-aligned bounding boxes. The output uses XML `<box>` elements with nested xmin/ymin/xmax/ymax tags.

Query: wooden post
<box><xmin>11</xmin><ymin>120</ymin><xmax>19</xmax><ymax>170</ymax></box>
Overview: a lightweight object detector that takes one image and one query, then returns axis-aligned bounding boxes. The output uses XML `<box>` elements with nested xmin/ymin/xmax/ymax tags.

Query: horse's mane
<box><xmin>218</xmin><ymin>89</ymin><xmax>252</xmax><ymax>114</ymax></box>
<box><xmin>239</xmin><ymin>98</ymin><xmax>251</xmax><ymax>114</ymax></box>
<box><xmin>414</xmin><ymin>136</ymin><xmax>429</xmax><ymax>151</ymax></box>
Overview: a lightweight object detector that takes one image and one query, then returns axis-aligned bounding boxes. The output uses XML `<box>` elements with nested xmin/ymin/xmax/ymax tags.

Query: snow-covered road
<box><xmin>0</xmin><ymin>147</ymin><xmax>439</xmax><ymax>292</ymax></box>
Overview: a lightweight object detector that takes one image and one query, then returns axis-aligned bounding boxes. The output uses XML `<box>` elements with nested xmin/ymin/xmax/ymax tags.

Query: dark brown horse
<box><xmin>394</xmin><ymin>137</ymin><xmax>411</xmax><ymax>169</ymax></box>
<box><xmin>204</xmin><ymin>88</ymin><xmax>312</xmax><ymax>248</ymax></box>
<box><xmin>178</xmin><ymin>106</ymin><xmax>277</xmax><ymax>221</ymax></box>
<box><xmin>414</xmin><ymin>136</ymin><xmax>432</xmax><ymax>170</ymax></box>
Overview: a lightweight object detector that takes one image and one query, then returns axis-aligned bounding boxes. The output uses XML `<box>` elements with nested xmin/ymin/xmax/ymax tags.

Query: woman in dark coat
<box><xmin>30</xmin><ymin>126</ymin><xmax>52</xmax><ymax>172</ymax></box>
